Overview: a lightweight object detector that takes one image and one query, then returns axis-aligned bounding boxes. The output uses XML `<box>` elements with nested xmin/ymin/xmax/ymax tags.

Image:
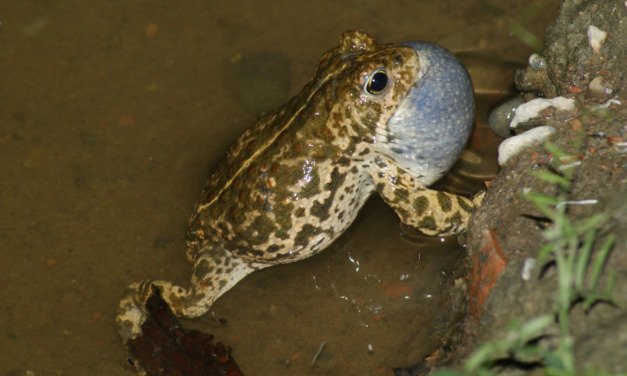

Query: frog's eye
<box><xmin>365</xmin><ymin>69</ymin><xmax>389</xmax><ymax>95</ymax></box>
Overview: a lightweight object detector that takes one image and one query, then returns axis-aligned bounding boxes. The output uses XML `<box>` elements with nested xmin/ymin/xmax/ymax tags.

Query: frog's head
<box><xmin>319</xmin><ymin>31</ymin><xmax>475</xmax><ymax>186</ymax></box>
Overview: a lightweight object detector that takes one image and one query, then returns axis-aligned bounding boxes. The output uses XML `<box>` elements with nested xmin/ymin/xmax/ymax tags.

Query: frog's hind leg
<box><xmin>116</xmin><ymin>244</ymin><xmax>256</xmax><ymax>341</ymax></box>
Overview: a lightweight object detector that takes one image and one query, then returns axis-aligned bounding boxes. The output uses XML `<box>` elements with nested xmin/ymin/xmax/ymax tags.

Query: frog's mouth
<box><xmin>385</xmin><ymin>42</ymin><xmax>475</xmax><ymax>186</ymax></box>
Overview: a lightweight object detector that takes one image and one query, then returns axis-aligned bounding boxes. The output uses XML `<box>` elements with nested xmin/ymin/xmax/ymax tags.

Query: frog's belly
<box><xmin>268</xmin><ymin>181</ymin><xmax>376</xmax><ymax>265</ymax></box>
<box><xmin>233</xmin><ymin>170</ymin><xmax>374</xmax><ymax>267</ymax></box>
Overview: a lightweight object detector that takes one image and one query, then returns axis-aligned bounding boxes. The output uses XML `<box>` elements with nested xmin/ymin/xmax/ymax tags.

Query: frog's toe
<box><xmin>117</xmin><ymin>280</ymin><xmax>153</xmax><ymax>341</ymax></box>
<box><xmin>472</xmin><ymin>191</ymin><xmax>486</xmax><ymax>206</ymax></box>
<box><xmin>117</xmin><ymin>280</ymin><xmax>185</xmax><ymax>341</ymax></box>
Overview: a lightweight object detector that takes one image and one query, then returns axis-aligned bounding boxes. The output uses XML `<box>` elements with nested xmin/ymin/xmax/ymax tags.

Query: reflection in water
<box><xmin>0</xmin><ymin>1</ymin><xmax>560</xmax><ymax>375</ymax></box>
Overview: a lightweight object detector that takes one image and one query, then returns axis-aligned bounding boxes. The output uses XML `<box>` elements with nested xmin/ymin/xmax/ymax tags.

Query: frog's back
<box><xmin>186</xmin><ymin>78</ymin><xmax>357</xmax><ymax>263</ymax></box>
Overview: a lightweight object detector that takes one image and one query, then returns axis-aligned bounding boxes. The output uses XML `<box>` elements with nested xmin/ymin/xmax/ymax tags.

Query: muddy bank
<box><xmin>439</xmin><ymin>0</ymin><xmax>626</xmax><ymax>374</ymax></box>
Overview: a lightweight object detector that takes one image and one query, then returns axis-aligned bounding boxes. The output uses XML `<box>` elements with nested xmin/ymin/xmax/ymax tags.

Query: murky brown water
<box><xmin>0</xmin><ymin>1</ymin><xmax>559</xmax><ymax>375</ymax></box>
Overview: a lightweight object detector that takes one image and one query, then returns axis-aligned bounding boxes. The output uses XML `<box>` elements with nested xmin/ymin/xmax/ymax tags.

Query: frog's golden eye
<box><xmin>365</xmin><ymin>69</ymin><xmax>389</xmax><ymax>95</ymax></box>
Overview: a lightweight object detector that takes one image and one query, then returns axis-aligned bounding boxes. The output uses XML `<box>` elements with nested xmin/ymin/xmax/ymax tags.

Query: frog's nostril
<box><xmin>393</xmin><ymin>54</ymin><xmax>404</xmax><ymax>66</ymax></box>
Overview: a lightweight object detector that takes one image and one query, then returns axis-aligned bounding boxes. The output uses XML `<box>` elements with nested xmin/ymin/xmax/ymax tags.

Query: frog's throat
<box><xmin>382</xmin><ymin>42</ymin><xmax>475</xmax><ymax>186</ymax></box>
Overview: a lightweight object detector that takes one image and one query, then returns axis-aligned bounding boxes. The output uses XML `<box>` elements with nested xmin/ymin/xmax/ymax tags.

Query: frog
<box><xmin>117</xmin><ymin>30</ymin><xmax>482</xmax><ymax>342</ymax></box>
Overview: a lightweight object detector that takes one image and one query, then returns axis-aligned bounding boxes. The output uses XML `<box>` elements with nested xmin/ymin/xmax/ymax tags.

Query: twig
<box><xmin>310</xmin><ymin>341</ymin><xmax>327</xmax><ymax>368</ymax></box>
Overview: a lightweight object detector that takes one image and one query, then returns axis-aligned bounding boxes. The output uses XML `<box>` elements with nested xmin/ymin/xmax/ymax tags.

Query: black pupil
<box><xmin>367</xmin><ymin>71</ymin><xmax>388</xmax><ymax>94</ymax></box>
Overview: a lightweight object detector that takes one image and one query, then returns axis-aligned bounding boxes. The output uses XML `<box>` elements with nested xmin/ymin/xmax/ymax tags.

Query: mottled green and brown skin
<box><xmin>117</xmin><ymin>31</ymin><xmax>482</xmax><ymax>341</ymax></box>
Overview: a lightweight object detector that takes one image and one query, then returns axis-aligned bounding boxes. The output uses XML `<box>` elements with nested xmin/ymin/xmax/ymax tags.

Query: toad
<box><xmin>118</xmin><ymin>30</ymin><xmax>481</xmax><ymax>342</ymax></box>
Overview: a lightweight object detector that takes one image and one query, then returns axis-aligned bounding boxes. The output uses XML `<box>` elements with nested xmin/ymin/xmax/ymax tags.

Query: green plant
<box><xmin>434</xmin><ymin>143</ymin><xmax>617</xmax><ymax>376</ymax></box>
<box><xmin>506</xmin><ymin>0</ymin><xmax>554</xmax><ymax>52</ymax></box>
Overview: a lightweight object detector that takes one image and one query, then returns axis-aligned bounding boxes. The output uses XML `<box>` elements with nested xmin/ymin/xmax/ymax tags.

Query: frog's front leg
<box><xmin>370</xmin><ymin>155</ymin><xmax>482</xmax><ymax>237</ymax></box>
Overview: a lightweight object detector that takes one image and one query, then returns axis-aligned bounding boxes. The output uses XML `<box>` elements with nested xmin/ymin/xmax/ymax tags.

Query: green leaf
<box><xmin>543</xmin><ymin>350</ymin><xmax>568</xmax><ymax>371</ymax></box>
<box><xmin>517</xmin><ymin>315</ymin><xmax>553</xmax><ymax>340</ymax></box>
<box><xmin>604</xmin><ymin>270</ymin><xmax>617</xmax><ymax>302</ymax></box>
<box><xmin>508</xmin><ymin>18</ymin><xmax>543</xmax><ymax>52</ymax></box>
<box><xmin>537</xmin><ymin>242</ymin><xmax>556</xmax><ymax>265</ymax></box>
<box><xmin>535</xmin><ymin>204</ymin><xmax>558</xmax><ymax>222</ymax></box>
<box><xmin>532</xmin><ymin>170</ymin><xmax>571</xmax><ymax>190</ymax></box>
<box><xmin>544</xmin><ymin>142</ymin><xmax>569</xmax><ymax>162</ymax></box>
<box><xmin>574</xmin><ymin>229</ymin><xmax>595</xmax><ymax>289</ymax></box>
<box><xmin>573</xmin><ymin>214</ymin><xmax>606</xmax><ymax>236</ymax></box>
<box><xmin>465</xmin><ymin>343</ymin><xmax>501</xmax><ymax>372</ymax></box>
<box><xmin>524</xmin><ymin>191</ymin><xmax>560</xmax><ymax>206</ymax></box>
<box><xmin>588</xmin><ymin>234</ymin><xmax>615</xmax><ymax>290</ymax></box>
<box><xmin>431</xmin><ymin>370</ymin><xmax>465</xmax><ymax>376</ymax></box>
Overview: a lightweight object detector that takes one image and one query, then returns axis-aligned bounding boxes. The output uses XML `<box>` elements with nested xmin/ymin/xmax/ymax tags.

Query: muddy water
<box><xmin>0</xmin><ymin>1</ymin><xmax>559</xmax><ymax>375</ymax></box>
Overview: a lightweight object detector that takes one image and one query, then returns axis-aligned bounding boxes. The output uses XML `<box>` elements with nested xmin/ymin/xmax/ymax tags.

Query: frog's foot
<box><xmin>117</xmin><ymin>248</ymin><xmax>256</xmax><ymax>342</ymax></box>
<box><xmin>124</xmin><ymin>287</ymin><xmax>244</xmax><ymax>376</ymax></box>
<box><xmin>472</xmin><ymin>190</ymin><xmax>486</xmax><ymax>206</ymax></box>
<box><xmin>117</xmin><ymin>279</ymin><xmax>175</xmax><ymax>342</ymax></box>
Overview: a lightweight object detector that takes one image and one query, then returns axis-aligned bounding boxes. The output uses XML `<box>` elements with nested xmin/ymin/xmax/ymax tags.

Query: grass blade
<box><xmin>532</xmin><ymin>170</ymin><xmax>571</xmax><ymax>190</ymax></box>
<box><xmin>574</xmin><ymin>229</ymin><xmax>595</xmax><ymax>289</ymax></box>
<box><xmin>588</xmin><ymin>234</ymin><xmax>615</xmax><ymax>291</ymax></box>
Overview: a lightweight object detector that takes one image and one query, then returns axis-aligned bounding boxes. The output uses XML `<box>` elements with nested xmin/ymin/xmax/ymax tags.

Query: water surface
<box><xmin>0</xmin><ymin>1</ymin><xmax>559</xmax><ymax>375</ymax></box>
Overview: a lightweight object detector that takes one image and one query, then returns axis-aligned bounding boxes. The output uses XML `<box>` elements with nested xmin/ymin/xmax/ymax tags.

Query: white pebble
<box><xmin>596</xmin><ymin>98</ymin><xmax>622</xmax><ymax>109</ymax></box>
<box><xmin>510</xmin><ymin>97</ymin><xmax>576</xmax><ymax>129</ymax></box>
<box><xmin>521</xmin><ymin>258</ymin><xmax>536</xmax><ymax>281</ymax></box>
<box><xmin>528</xmin><ymin>53</ymin><xmax>547</xmax><ymax>71</ymax></box>
<box><xmin>498</xmin><ymin>126</ymin><xmax>556</xmax><ymax>166</ymax></box>
<box><xmin>588</xmin><ymin>76</ymin><xmax>612</xmax><ymax>95</ymax></box>
<box><xmin>587</xmin><ymin>25</ymin><xmax>607</xmax><ymax>54</ymax></box>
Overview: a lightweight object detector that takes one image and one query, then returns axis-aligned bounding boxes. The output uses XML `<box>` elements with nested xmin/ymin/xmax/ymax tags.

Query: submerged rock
<box><xmin>126</xmin><ymin>288</ymin><xmax>244</xmax><ymax>376</ymax></box>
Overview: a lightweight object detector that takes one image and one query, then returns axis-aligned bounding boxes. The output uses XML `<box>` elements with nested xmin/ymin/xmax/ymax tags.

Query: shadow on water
<box><xmin>0</xmin><ymin>1</ymin><xmax>560</xmax><ymax>375</ymax></box>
